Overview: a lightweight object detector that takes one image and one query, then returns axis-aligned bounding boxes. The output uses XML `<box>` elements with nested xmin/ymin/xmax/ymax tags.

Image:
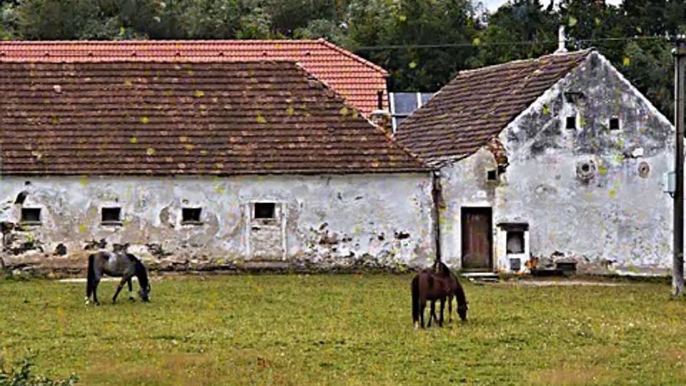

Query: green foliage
<box><xmin>470</xmin><ymin>0</ymin><xmax>559</xmax><ymax>66</ymax></box>
<box><xmin>0</xmin><ymin>355</ymin><xmax>78</xmax><ymax>386</ymax></box>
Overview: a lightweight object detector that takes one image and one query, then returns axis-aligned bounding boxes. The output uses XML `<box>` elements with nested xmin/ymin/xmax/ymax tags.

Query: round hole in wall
<box><xmin>638</xmin><ymin>162</ymin><xmax>650</xmax><ymax>178</ymax></box>
<box><xmin>576</xmin><ymin>160</ymin><xmax>596</xmax><ymax>183</ymax></box>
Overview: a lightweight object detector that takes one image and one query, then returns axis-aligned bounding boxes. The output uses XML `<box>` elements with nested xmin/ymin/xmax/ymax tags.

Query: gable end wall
<box><xmin>440</xmin><ymin>52</ymin><xmax>675</xmax><ymax>274</ymax></box>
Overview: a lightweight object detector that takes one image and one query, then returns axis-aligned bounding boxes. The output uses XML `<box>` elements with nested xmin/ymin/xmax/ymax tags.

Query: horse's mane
<box><xmin>127</xmin><ymin>253</ymin><xmax>150</xmax><ymax>289</ymax></box>
<box><xmin>434</xmin><ymin>260</ymin><xmax>467</xmax><ymax>306</ymax></box>
<box><xmin>434</xmin><ymin>261</ymin><xmax>451</xmax><ymax>277</ymax></box>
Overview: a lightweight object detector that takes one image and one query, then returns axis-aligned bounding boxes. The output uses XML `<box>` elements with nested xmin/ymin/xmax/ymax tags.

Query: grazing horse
<box><xmin>85</xmin><ymin>244</ymin><xmax>151</xmax><ymax>305</ymax></box>
<box><xmin>411</xmin><ymin>261</ymin><xmax>468</xmax><ymax>329</ymax></box>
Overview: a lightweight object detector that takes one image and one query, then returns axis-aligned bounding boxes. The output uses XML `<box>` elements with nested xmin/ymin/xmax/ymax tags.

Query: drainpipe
<box><xmin>673</xmin><ymin>36</ymin><xmax>685</xmax><ymax>296</ymax></box>
<box><xmin>431</xmin><ymin>170</ymin><xmax>442</xmax><ymax>264</ymax></box>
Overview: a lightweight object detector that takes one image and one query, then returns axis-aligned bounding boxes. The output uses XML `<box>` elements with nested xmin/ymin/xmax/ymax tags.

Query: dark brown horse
<box><xmin>411</xmin><ymin>261</ymin><xmax>468</xmax><ymax>329</ymax></box>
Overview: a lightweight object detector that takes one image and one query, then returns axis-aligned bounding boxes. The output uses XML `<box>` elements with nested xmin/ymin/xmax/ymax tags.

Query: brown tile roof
<box><xmin>394</xmin><ymin>50</ymin><xmax>592</xmax><ymax>164</ymax></box>
<box><xmin>0</xmin><ymin>61</ymin><xmax>428</xmax><ymax>176</ymax></box>
<box><xmin>0</xmin><ymin>39</ymin><xmax>388</xmax><ymax>116</ymax></box>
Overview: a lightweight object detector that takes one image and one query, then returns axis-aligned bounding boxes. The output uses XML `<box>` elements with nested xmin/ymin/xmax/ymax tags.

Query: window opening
<box><xmin>566</xmin><ymin>116</ymin><xmax>577</xmax><ymax>130</ymax></box>
<box><xmin>487</xmin><ymin>170</ymin><xmax>498</xmax><ymax>181</ymax></box>
<box><xmin>506</xmin><ymin>231</ymin><xmax>525</xmax><ymax>254</ymax></box>
<box><xmin>20</xmin><ymin>208</ymin><xmax>41</xmax><ymax>224</ymax></box>
<box><xmin>254</xmin><ymin>203</ymin><xmax>276</xmax><ymax>219</ymax></box>
<box><xmin>609</xmin><ymin>117</ymin><xmax>620</xmax><ymax>130</ymax></box>
<box><xmin>182</xmin><ymin>208</ymin><xmax>202</xmax><ymax>224</ymax></box>
<box><xmin>101</xmin><ymin>207</ymin><xmax>122</xmax><ymax>224</ymax></box>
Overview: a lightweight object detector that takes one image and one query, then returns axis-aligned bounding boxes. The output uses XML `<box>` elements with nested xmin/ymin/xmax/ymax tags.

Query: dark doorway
<box><xmin>461</xmin><ymin>207</ymin><xmax>493</xmax><ymax>271</ymax></box>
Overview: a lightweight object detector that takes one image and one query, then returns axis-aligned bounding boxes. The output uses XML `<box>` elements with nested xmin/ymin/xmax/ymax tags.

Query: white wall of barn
<box><xmin>0</xmin><ymin>173</ymin><xmax>435</xmax><ymax>268</ymax></box>
<box><xmin>438</xmin><ymin>52</ymin><xmax>675</xmax><ymax>274</ymax></box>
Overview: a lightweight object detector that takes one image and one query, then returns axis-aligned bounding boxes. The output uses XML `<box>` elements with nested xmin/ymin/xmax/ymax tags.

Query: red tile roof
<box><xmin>0</xmin><ymin>39</ymin><xmax>388</xmax><ymax>116</ymax></box>
<box><xmin>395</xmin><ymin>50</ymin><xmax>592</xmax><ymax>164</ymax></box>
<box><xmin>0</xmin><ymin>61</ymin><xmax>428</xmax><ymax>176</ymax></box>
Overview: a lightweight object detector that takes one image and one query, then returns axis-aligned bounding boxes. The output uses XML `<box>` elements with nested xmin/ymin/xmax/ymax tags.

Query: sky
<box><xmin>482</xmin><ymin>0</ymin><xmax>623</xmax><ymax>12</ymax></box>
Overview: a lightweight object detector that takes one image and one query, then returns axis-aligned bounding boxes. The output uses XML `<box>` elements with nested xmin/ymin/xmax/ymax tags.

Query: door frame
<box><xmin>460</xmin><ymin>206</ymin><xmax>493</xmax><ymax>271</ymax></box>
<box><xmin>245</xmin><ymin>201</ymin><xmax>287</xmax><ymax>260</ymax></box>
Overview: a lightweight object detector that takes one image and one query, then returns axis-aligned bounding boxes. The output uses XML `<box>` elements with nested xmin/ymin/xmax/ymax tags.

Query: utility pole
<box><xmin>673</xmin><ymin>36</ymin><xmax>685</xmax><ymax>297</ymax></box>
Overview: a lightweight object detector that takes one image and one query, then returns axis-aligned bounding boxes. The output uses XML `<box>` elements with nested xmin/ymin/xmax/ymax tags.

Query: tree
<box><xmin>348</xmin><ymin>0</ymin><xmax>480</xmax><ymax>92</ymax></box>
<box><xmin>471</xmin><ymin>0</ymin><xmax>558</xmax><ymax>67</ymax></box>
<box><xmin>180</xmin><ymin>0</ymin><xmax>243</xmax><ymax>39</ymax></box>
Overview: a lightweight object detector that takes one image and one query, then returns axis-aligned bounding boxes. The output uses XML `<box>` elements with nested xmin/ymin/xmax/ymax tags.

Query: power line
<box><xmin>354</xmin><ymin>35</ymin><xmax>668</xmax><ymax>51</ymax></box>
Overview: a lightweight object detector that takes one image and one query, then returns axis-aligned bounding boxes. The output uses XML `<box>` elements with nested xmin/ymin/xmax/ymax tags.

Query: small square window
<box><xmin>506</xmin><ymin>231</ymin><xmax>525</xmax><ymax>254</ymax></box>
<box><xmin>487</xmin><ymin>170</ymin><xmax>498</xmax><ymax>181</ymax></box>
<box><xmin>566</xmin><ymin>116</ymin><xmax>577</xmax><ymax>130</ymax></box>
<box><xmin>254</xmin><ymin>203</ymin><xmax>276</xmax><ymax>219</ymax></box>
<box><xmin>101</xmin><ymin>207</ymin><xmax>122</xmax><ymax>224</ymax></box>
<box><xmin>609</xmin><ymin>117</ymin><xmax>620</xmax><ymax>130</ymax></box>
<box><xmin>20</xmin><ymin>208</ymin><xmax>41</xmax><ymax>224</ymax></box>
<box><xmin>182</xmin><ymin>208</ymin><xmax>202</xmax><ymax>224</ymax></box>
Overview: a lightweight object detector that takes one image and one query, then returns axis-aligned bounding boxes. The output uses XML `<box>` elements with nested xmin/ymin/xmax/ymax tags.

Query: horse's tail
<box><xmin>411</xmin><ymin>275</ymin><xmax>420</xmax><ymax>324</ymax></box>
<box><xmin>86</xmin><ymin>253</ymin><xmax>95</xmax><ymax>298</ymax></box>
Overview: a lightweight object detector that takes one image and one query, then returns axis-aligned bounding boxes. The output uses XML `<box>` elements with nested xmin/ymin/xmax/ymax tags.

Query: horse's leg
<box><xmin>420</xmin><ymin>300</ymin><xmax>426</xmax><ymax>328</ymax></box>
<box><xmin>92</xmin><ymin>277</ymin><xmax>101</xmax><ymax>306</ymax></box>
<box><xmin>439</xmin><ymin>298</ymin><xmax>446</xmax><ymax>327</ymax></box>
<box><xmin>429</xmin><ymin>300</ymin><xmax>438</xmax><ymax>327</ymax></box>
<box><xmin>112</xmin><ymin>276</ymin><xmax>128</xmax><ymax>304</ymax></box>
<box><xmin>127</xmin><ymin>278</ymin><xmax>135</xmax><ymax>302</ymax></box>
<box><xmin>448</xmin><ymin>295</ymin><xmax>453</xmax><ymax>324</ymax></box>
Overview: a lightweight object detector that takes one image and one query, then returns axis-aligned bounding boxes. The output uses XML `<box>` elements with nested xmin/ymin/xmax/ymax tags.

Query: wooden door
<box><xmin>461</xmin><ymin>207</ymin><xmax>493</xmax><ymax>271</ymax></box>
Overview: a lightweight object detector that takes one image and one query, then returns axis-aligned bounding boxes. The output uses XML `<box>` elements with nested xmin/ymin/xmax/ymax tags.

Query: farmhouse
<box><xmin>395</xmin><ymin>49</ymin><xmax>675</xmax><ymax>274</ymax></box>
<box><xmin>0</xmin><ymin>60</ymin><xmax>434</xmax><ymax>270</ymax></box>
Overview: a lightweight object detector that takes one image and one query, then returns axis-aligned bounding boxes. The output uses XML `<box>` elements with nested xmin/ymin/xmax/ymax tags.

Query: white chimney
<box><xmin>555</xmin><ymin>25</ymin><xmax>568</xmax><ymax>54</ymax></box>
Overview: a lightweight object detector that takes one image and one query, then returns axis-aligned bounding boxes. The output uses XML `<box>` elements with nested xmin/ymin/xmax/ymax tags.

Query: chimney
<box><xmin>370</xmin><ymin>109</ymin><xmax>392</xmax><ymax>133</ymax></box>
<box><xmin>370</xmin><ymin>90</ymin><xmax>392</xmax><ymax>132</ymax></box>
<box><xmin>555</xmin><ymin>25</ymin><xmax>568</xmax><ymax>54</ymax></box>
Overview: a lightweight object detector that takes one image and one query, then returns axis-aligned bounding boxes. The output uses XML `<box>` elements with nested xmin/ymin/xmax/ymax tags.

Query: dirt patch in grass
<box><xmin>528</xmin><ymin>366</ymin><xmax>616</xmax><ymax>385</ymax></box>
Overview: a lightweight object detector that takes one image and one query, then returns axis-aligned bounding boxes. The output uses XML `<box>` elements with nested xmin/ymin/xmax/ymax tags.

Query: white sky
<box><xmin>481</xmin><ymin>0</ymin><xmax>623</xmax><ymax>12</ymax></box>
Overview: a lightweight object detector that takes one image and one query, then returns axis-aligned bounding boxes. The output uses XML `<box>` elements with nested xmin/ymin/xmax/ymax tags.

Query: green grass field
<box><xmin>1</xmin><ymin>274</ymin><xmax>686</xmax><ymax>386</ymax></box>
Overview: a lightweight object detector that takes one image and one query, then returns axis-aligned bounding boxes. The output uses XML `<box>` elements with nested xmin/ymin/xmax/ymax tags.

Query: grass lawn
<box><xmin>1</xmin><ymin>274</ymin><xmax>686</xmax><ymax>386</ymax></box>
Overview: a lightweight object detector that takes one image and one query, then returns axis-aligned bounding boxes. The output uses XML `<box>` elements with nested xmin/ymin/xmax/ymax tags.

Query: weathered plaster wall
<box><xmin>440</xmin><ymin>52</ymin><xmax>675</xmax><ymax>273</ymax></box>
<box><xmin>0</xmin><ymin>173</ymin><xmax>435</xmax><ymax>269</ymax></box>
<box><xmin>437</xmin><ymin>148</ymin><xmax>498</xmax><ymax>269</ymax></box>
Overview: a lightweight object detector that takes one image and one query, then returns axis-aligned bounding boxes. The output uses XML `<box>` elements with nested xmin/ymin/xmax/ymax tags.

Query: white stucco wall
<box><xmin>0</xmin><ymin>173</ymin><xmax>435</xmax><ymax>268</ymax></box>
<box><xmin>439</xmin><ymin>52</ymin><xmax>675</xmax><ymax>273</ymax></box>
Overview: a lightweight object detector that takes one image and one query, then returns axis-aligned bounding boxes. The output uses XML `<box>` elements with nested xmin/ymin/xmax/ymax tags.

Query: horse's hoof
<box><xmin>128</xmin><ymin>297</ymin><xmax>136</xmax><ymax>302</ymax></box>
<box><xmin>94</xmin><ymin>302</ymin><xmax>100</xmax><ymax>306</ymax></box>
<box><xmin>414</xmin><ymin>322</ymin><xmax>419</xmax><ymax>330</ymax></box>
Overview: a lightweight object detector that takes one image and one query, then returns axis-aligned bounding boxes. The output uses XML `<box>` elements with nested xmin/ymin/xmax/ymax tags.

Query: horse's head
<box><xmin>139</xmin><ymin>284</ymin><xmax>151</xmax><ymax>302</ymax></box>
<box><xmin>131</xmin><ymin>255</ymin><xmax>151</xmax><ymax>302</ymax></box>
<box><xmin>458</xmin><ymin>302</ymin><xmax>469</xmax><ymax>321</ymax></box>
